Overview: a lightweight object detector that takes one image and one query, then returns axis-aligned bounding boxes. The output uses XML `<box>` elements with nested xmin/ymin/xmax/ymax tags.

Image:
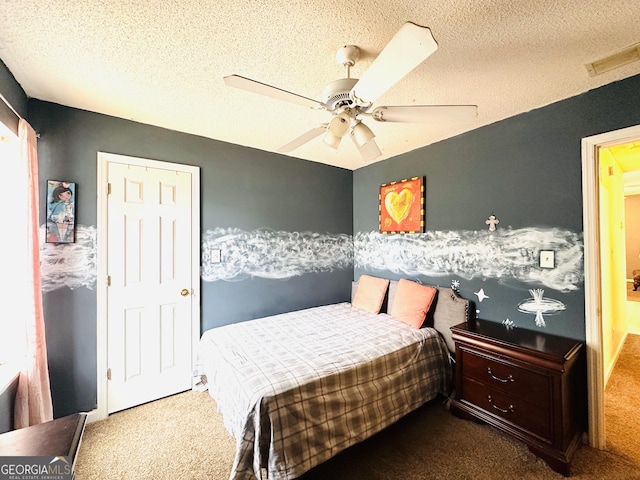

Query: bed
<box><xmin>194</xmin><ymin>277</ymin><xmax>470</xmax><ymax>480</ymax></box>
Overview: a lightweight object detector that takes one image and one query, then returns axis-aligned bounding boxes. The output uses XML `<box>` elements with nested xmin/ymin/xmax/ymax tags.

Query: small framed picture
<box><xmin>540</xmin><ymin>250</ymin><xmax>555</xmax><ymax>269</ymax></box>
<box><xmin>379</xmin><ymin>176</ymin><xmax>424</xmax><ymax>234</ymax></box>
<box><xmin>46</xmin><ymin>180</ymin><xmax>76</xmax><ymax>243</ymax></box>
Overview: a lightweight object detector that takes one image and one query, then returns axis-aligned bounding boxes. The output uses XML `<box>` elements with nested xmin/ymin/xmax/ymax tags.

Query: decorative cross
<box><xmin>486</xmin><ymin>214</ymin><xmax>500</xmax><ymax>232</ymax></box>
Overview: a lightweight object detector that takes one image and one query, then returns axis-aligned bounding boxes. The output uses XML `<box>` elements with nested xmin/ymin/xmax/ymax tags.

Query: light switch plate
<box><xmin>540</xmin><ymin>250</ymin><xmax>555</xmax><ymax>269</ymax></box>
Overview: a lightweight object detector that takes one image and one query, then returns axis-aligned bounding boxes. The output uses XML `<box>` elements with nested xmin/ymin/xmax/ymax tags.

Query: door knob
<box><xmin>180</xmin><ymin>288</ymin><xmax>190</xmax><ymax>296</ymax></box>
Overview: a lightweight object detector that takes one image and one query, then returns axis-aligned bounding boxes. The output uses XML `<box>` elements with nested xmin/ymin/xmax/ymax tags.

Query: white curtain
<box><xmin>13</xmin><ymin>118</ymin><xmax>53</xmax><ymax>428</ymax></box>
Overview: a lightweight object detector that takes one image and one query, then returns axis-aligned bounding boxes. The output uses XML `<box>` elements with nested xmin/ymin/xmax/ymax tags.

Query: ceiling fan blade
<box><xmin>371</xmin><ymin>105</ymin><xmax>478</xmax><ymax>123</ymax></box>
<box><xmin>277</xmin><ymin>125</ymin><xmax>328</xmax><ymax>153</ymax></box>
<box><xmin>224</xmin><ymin>75</ymin><xmax>324</xmax><ymax>109</ymax></box>
<box><xmin>350</xmin><ymin>22</ymin><xmax>438</xmax><ymax>105</ymax></box>
<box><xmin>351</xmin><ymin>133</ymin><xmax>382</xmax><ymax>162</ymax></box>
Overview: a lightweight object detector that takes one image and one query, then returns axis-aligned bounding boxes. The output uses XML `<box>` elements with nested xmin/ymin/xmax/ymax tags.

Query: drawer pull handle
<box><xmin>487</xmin><ymin>367</ymin><xmax>514</xmax><ymax>383</ymax></box>
<box><xmin>487</xmin><ymin>395</ymin><xmax>515</xmax><ymax>413</ymax></box>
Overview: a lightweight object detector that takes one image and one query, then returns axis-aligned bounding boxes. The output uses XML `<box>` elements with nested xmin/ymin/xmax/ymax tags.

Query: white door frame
<box><xmin>581</xmin><ymin>124</ymin><xmax>640</xmax><ymax>448</ymax></box>
<box><xmin>92</xmin><ymin>152</ymin><xmax>200</xmax><ymax>422</ymax></box>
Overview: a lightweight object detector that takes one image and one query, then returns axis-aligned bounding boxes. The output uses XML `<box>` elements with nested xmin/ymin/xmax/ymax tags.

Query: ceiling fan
<box><xmin>223</xmin><ymin>22</ymin><xmax>478</xmax><ymax>162</ymax></box>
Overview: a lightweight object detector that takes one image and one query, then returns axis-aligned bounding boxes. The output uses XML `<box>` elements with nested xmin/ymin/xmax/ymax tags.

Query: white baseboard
<box><xmin>604</xmin><ymin>330</ymin><xmax>629</xmax><ymax>387</ymax></box>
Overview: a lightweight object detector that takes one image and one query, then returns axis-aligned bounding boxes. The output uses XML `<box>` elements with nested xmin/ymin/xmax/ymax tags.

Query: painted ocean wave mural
<box><xmin>39</xmin><ymin>224</ymin><xmax>354</xmax><ymax>291</ymax></box>
<box><xmin>38</xmin><ymin>225</ymin><xmax>582</xmax><ymax>293</ymax></box>
<box><xmin>201</xmin><ymin>227</ymin><xmax>354</xmax><ymax>282</ymax></box>
<box><xmin>40</xmin><ymin>224</ymin><xmax>97</xmax><ymax>292</ymax></box>
<box><xmin>355</xmin><ymin>227</ymin><xmax>583</xmax><ymax>292</ymax></box>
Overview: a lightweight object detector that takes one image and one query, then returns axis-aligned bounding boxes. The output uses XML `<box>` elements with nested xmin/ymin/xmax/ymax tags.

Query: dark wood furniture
<box><xmin>450</xmin><ymin>320</ymin><xmax>585</xmax><ymax>476</ymax></box>
<box><xmin>0</xmin><ymin>413</ymin><xmax>87</xmax><ymax>473</ymax></box>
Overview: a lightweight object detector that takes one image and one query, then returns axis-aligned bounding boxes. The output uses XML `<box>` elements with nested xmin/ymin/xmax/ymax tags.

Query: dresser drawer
<box><xmin>460</xmin><ymin>349</ymin><xmax>550</xmax><ymax>408</ymax></box>
<box><xmin>451</xmin><ymin>320</ymin><xmax>585</xmax><ymax>476</ymax></box>
<box><xmin>462</xmin><ymin>377</ymin><xmax>552</xmax><ymax>441</ymax></box>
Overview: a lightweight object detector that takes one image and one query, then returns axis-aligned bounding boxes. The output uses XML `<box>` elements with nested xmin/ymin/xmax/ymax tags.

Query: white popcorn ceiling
<box><xmin>1</xmin><ymin>0</ymin><xmax>640</xmax><ymax>170</ymax></box>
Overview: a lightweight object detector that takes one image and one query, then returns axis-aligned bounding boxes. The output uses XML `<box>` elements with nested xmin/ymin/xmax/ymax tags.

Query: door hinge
<box><xmin>107</xmin><ymin>368</ymin><xmax>112</xmax><ymax>381</ymax></box>
<box><xmin>106</xmin><ymin>275</ymin><xmax>111</xmax><ymax>287</ymax></box>
<box><xmin>107</xmin><ymin>182</ymin><xmax>111</xmax><ymax>195</ymax></box>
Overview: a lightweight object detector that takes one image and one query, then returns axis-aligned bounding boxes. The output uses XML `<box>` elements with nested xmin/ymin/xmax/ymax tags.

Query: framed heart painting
<box><xmin>379</xmin><ymin>176</ymin><xmax>424</xmax><ymax>234</ymax></box>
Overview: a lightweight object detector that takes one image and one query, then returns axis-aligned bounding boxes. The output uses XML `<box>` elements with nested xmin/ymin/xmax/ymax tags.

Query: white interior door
<box><xmin>106</xmin><ymin>161</ymin><xmax>195</xmax><ymax>413</ymax></box>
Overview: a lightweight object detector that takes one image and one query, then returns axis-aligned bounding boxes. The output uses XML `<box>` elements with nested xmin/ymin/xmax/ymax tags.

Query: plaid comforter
<box><xmin>194</xmin><ymin>302</ymin><xmax>451</xmax><ymax>480</ymax></box>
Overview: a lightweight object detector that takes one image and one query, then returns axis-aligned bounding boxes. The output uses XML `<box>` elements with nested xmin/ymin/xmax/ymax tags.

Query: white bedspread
<box><xmin>194</xmin><ymin>302</ymin><xmax>451</xmax><ymax>480</ymax></box>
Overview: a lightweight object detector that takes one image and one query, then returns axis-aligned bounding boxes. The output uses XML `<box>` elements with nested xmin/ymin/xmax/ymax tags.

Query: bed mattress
<box><xmin>194</xmin><ymin>302</ymin><xmax>451</xmax><ymax>480</ymax></box>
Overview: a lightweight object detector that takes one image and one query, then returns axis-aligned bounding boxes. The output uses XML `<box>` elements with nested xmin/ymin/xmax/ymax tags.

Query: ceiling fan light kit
<box><xmin>323</xmin><ymin>131</ymin><xmax>341</xmax><ymax>149</ymax></box>
<box><xmin>223</xmin><ymin>21</ymin><xmax>477</xmax><ymax>162</ymax></box>
<box><xmin>352</xmin><ymin>121</ymin><xmax>375</xmax><ymax>147</ymax></box>
<box><xmin>353</xmin><ymin>134</ymin><xmax>382</xmax><ymax>162</ymax></box>
<box><xmin>328</xmin><ymin>113</ymin><xmax>351</xmax><ymax>136</ymax></box>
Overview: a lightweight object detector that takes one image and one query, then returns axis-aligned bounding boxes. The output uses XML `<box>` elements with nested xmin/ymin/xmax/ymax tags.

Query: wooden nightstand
<box><xmin>450</xmin><ymin>319</ymin><xmax>585</xmax><ymax>476</ymax></box>
<box><xmin>0</xmin><ymin>413</ymin><xmax>87</xmax><ymax>474</ymax></box>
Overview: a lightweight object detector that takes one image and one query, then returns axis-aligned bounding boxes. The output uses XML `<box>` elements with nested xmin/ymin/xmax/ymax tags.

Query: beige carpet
<box><xmin>76</xmin><ymin>391</ymin><xmax>235</xmax><ymax>479</ymax></box>
<box><xmin>76</xmin><ymin>389</ymin><xmax>640</xmax><ymax>480</ymax></box>
<box><xmin>605</xmin><ymin>333</ymin><xmax>640</xmax><ymax>465</ymax></box>
<box><xmin>628</xmin><ymin>282</ymin><xmax>640</xmax><ymax>302</ymax></box>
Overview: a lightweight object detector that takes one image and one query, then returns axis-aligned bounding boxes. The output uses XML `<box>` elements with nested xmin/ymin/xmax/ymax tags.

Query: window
<box><xmin>0</xmin><ymin>120</ymin><xmax>29</xmax><ymax>365</ymax></box>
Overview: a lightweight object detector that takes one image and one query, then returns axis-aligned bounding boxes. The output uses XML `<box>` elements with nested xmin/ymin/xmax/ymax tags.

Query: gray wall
<box><xmin>354</xmin><ymin>73</ymin><xmax>640</xmax><ymax>341</ymax></box>
<box><xmin>0</xmin><ymin>61</ymin><xmax>353</xmax><ymax>416</ymax></box>
<box><xmin>0</xmin><ymin>59</ymin><xmax>27</xmax><ymax>121</ymax></box>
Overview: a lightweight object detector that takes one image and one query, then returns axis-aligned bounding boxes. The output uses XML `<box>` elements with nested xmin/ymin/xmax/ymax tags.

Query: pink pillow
<box><xmin>352</xmin><ymin>275</ymin><xmax>390</xmax><ymax>314</ymax></box>
<box><xmin>390</xmin><ymin>279</ymin><xmax>437</xmax><ymax>328</ymax></box>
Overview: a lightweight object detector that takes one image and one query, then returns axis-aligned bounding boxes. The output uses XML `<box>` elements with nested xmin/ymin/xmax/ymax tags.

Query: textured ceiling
<box><xmin>1</xmin><ymin>1</ymin><xmax>640</xmax><ymax>170</ymax></box>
